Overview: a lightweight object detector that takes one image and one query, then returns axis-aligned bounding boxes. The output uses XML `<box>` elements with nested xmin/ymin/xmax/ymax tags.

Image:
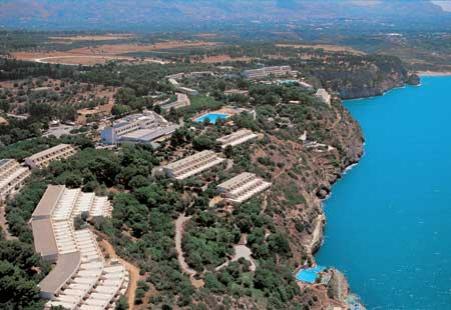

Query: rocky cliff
<box><xmin>243</xmin><ymin>93</ymin><xmax>364</xmax><ymax>308</ymax></box>
<box><xmin>308</xmin><ymin>54</ymin><xmax>420</xmax><ymax>99</ymax></box>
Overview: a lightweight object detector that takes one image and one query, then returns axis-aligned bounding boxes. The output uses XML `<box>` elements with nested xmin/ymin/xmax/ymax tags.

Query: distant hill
<box><xmin>0</xmin><ymin>0</ymin><xmax>449</xmax><ymax>31</ymax></box>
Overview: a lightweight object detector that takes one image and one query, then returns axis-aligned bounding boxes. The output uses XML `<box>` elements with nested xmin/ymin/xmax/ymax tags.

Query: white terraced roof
<box><xmin>0</xmin><ymin>159</ymin><xmax>31</xmax><ymax>200</ymax></box>
<box><xmin>164</xmin><ymin>150</ymin><xmax>226</xmax><ymax>180</ymax></box>
<box><xmin>32</xmin><ymin>185</ymin><xmax>128</xmax><ymax>309</ymax></box>
<box><xmin>216</xmin><ymin>129</ymin><xmax>258</xmax><ymax>148</ymax></box>
<box><xmin>218</xmin><ymin>172</ymin><xmax>272</xmax><ymax>204</ymax></box>
<box><xmin>26</xmin><ymin>144</ymin><xmax>74</xmax><ymax>161</ymax></box>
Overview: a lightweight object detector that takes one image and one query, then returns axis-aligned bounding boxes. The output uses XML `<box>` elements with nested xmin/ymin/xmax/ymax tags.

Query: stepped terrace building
<box><xmin>217</xmin><ymin>172</ymin><xmax>271</xmax><ymax>204</ymax></box>
<box><xmin>25</xmin><ymin>144</ymin><xmax>77</xmax><ymax>169</ymax></box>
<box><xmin>31</xmin><ymin>185</ymin><xmax>127</xmax><ymax>310</ymax></box>
<box><xmin>163</xmin><ymin>150</ymin><xmax>226</xmax><ymax>180</ymax></box>
<box><xmin>216</xmin><ymin>129</ymin><xmax>258</xmax><ymax>149</ymax></box>
<box><xmin>101</xmin><ymin>110</ymin><xmax>179</xmax><ymax>145</ymax></box>
<box><xmin>0</xmin><ymin>159</ymin><xmax>31</xmax><ymax>202</ymax></box>
<box><xmin>242</xmin><ymin>66</ymin><xmax>292</xmax><ymax>80</ymax></box>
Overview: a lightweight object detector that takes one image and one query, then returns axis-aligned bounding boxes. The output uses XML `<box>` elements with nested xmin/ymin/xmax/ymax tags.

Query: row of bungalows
<box><xmin>217</xmin><ymin>172</ymin><xmax>272</xmax><ymax>205</ymax></box>
<box><xmin>101</xmin><ymin>110</ymin><xmax>179</xmax><ymax>145</ymax></box>
<box><xmin>30</xmin><ymin>185</ymin><xmax>127</xmax><ymax>310</ymax></box>
<box><xmin>216</xmin><ymin>129</ymin><xmax>258</xmax><ymax>149</ymax></box>
<box><xmin>162</xmin><ymin>129</ymin><xmax>260</xmax><ymax>181</ymax></box>
<box><xmin>163</xmin><ymin>150</ymin><xmax>226</xmax><ymax>180</ymax></box>
<box><xmin>0</xmin><ymin>159</ymin><xmax>31</xmax><ymax>202</ymax></box>
<box><xmin>0</xmin><ymin>144</ymin><xmax>77</xmax><ymax>203</ymax></box>
<box><xmin>24</xmin><ymin>144</ymin><xmax>77</xmax><ymax>169</ymax></box>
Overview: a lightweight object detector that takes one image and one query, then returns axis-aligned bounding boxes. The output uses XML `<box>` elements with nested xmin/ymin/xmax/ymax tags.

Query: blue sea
<box><xmin>316</xmin><ymin>76</ymin><xmax>451</xmax><ymax>310</ymax></box>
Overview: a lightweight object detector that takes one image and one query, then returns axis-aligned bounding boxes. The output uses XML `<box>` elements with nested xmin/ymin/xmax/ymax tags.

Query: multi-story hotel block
<box><xmin>31</xmin><ymin>185</ymin><xmax>127</xmax><ymax>310</ymax></box>
<box><xmin>242</xmin><ymin>66</ymin><xmax>292</xmax><ymax>80</ymax></box>
<box><xmin>25</xmin><ymin>144</ymin><xmax>77</xmax><ymax>169</ymax></box>
<box><xmin>0</xmin><ymin>159</ymin><xmax>31</xmax><ymax>201</ymax></box>
<box><xmin>163</xmin><ymin>150</ymin><xmax>226</xmax><ymax>180</ymax></box>
<box><xmin>101</xmin><ymin>110</ymin><xmax>179</xmax><ymax>145</ymax></box>
<box><xmin>217</xmin><ymin>172</ymin><xmax>271</xmax><ymax>204</ymax></box>
<box><xmin>216</xmin><ymin>129</ymin><xmax>258</xmax><ymax>149</ymax></box>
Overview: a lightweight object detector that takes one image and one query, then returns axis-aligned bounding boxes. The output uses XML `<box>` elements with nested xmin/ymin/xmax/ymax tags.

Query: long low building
<box><xmin>242</xmin><ymin>66</ymin><xmax>292</xmax><ymax>80</ymax></box>
<box><xmin>0</xmin><ymin>159</ymin><xmax>31</xmax><ymax>202</ymax></box>
<box><xmin>216</xmin><ymin>129</ymin><xmax>258</xmax><ymax>149</ymax></box>
<box><xmin>217</xmin><ymin>172</ymin><xmax>272</xmax><ymax>204</ymax></box>
<box><xmin>30</xmin><ymin>185</ymin><xmax>127</xmax><ymax>310</ymax></box>
<box><xmin>25</xmin><ymin>144</ymin><xmax>77</xmax><ymax>169</ymax></box>
<box><xmin>163</xmin><ymin>150</ymin><xmax>226</xmax><ymax>180</ymax></box>
<box><xmin>101</xmin><ymin>110</ymin><xmax>179</xmax><ymax>145</ymax></box>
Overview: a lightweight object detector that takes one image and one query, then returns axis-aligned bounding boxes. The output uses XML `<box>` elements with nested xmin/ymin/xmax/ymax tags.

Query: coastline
<box><xmin>417</xmin><ymin>71</ymin><xmax>451</xmax><ymax>77</ymax></box>
<box><xmin>309</xmin><ymin>82</ymin><xmax>416</xmax><ymax>307</ymax></box>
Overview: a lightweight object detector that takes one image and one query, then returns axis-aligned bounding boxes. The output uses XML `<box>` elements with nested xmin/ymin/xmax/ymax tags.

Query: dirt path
<box><xmin>99</xmin><ymin>239</ymin><xmax>140</xmax><ymax>310</ymax></box>
<box><xmin>175</xmin><ymin>214</ymin><xmax>196</xmax><ymax>277</ymax></box>
<box><xmin>175</xmin><ymin>214</ymin><xmax>204</xmax><ymax>288</ymax></box>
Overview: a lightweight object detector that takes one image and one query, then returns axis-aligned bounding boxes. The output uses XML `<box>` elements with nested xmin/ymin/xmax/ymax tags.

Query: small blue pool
<box><xmin>295</xmin><ymin>266</ymin><xmax>326</xmax><ymax>284</ymax></box>
<box><xmin>195</xmin><ymin>113</ymin><xmax>229</xmax><ymax>124</ymax></box>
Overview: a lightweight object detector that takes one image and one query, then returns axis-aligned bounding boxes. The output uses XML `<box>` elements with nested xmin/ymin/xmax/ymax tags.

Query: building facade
<box><xmin>24</xmin><ymin>144</ymin><xmax>76</xmax><ymax>169</ymax></box>
<box><xmin>216</xmin><ymin>129</ymin><xmax>258</xmax><ymax>149</ymax></box>
<box><xmin>217</xmin><ymin>172</ymin><xmax>271</xmax><ymax>204</ymax></box>
<box><xmin>163</xmin><ymin>150</ymin><xmax>226</xmax><ymax>180</ymax></box>
<box><xmin>31</xmin><ymin>185</ymin><xmax>126</xmax><ymax>309</ymax></box>
<box><xmin>242</xmin><ymin>66</ymin><xmax>292</xmax><ymax>80</ymax></box>
<box><xmin>0</xmin><ymin>159</ymin><xmax>31</xmax><ymax>202</ymax></box>
<box><xmin>101</xmin><ymin>110</ymin><xmax>179</xmax><ymax>145</ymax></box>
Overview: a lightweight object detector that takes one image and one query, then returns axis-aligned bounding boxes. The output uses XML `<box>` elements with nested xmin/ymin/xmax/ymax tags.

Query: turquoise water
<box><xmin>316</xmin><ymin>76</ymin><xmax>451</xmax><ymax>309</ymax></box>
<box><xmin>195</xmin><ymin>113</ymin><xmax>229</xmax><ymax>124</ymax></box>
<box><xmin>296</xmin><ymin>266</ymin><xmax>326</xmax><ymax>283</ymax></box>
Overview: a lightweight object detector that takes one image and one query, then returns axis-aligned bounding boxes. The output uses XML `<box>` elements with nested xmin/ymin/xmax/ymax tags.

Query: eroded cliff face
<box><xmin>337</xmin><ymin>71</ymin><xmax>420</xmax><ymax>99</ymax></box>
<box><xmin>247</xmin><ymin>96</ymin><xmax>364</xmax><ymax>308</ymax></box>
<box><xmin>308</xmin><ymin>54</ymin><xmax>420</xmax><ymax>99</ymax></box>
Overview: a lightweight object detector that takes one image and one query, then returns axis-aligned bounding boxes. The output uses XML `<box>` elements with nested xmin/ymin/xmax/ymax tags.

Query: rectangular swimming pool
<box><xmin>195</xmin><ymin>113</ymin><xmax>230</xmax><ymax>124</ymax></box>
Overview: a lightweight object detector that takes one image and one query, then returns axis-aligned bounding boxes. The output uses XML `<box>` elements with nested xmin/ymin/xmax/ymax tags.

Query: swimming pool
<box><xmin>295</xmin><ymin>266</ymin><xmax>326</xmax><ymax>284</ymax></box>
<box><xmin>195</xmin><ymin>113</ymin><xmax>230</xmax><ymax>124</ymax></box>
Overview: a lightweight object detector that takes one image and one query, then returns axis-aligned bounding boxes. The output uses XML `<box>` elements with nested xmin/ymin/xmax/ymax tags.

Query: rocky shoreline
<box><xmin>304</xmin><ymin>74</ymin><xmax>420</xmax><ymax>309</ymax></box>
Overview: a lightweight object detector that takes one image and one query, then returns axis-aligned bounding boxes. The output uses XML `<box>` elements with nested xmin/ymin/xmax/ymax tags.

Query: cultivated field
<box><xmin>11</xmin><ymin>40</ymin><xmax>220</xmax><ymax>66</ymax></box>
<box><xmin>195</xmin><ymin>54</ymin><xmax>253</xmax><ymax>63</ymax></box>
<box><xmin>276</xmin><ymin>43</ymin><xmax>365</xmax><ymax>55</ymax></box>
<box><xmin>48</xmin><ymin>33</ymin><xmax>135</xmax><ymax>42</ymax></box>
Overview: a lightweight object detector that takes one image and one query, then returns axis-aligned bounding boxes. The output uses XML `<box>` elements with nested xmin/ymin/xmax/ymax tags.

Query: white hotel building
<box><xmin>216</xmin><ymin>129</ymin><xmax>258</xmax><ymax>149</ymax></box>
<box><xmin>163</xmin><ymin>150</ymin><xmax>226</xmax><ymax>180</ymax></box>
<box><xmin>0</xmin><ymin>159</ymin><xmax>31</xmax><ymax>202</ymax></box>
<box><xmin>242</xmin><ymin>66</ymin><xmax>292</xmax><ymax>80</ymax></box>
<box><xmin>217</xmin><ymin>172</ymin><xmax>272</xmax><ymax>204</ymax></box>
<box><xmin>25</xmin><ymin>144</ymin><xmax>77</xmax><ymax>169</ymax></box>
<box><xmin>31</xmin><ymin>185</ymin><xmax>127</xmax><ymax>310</ymax></box>
<box><xmin>101</xmin><ymin>110</ymin><xmax>179</xmax><ymax>145</ymax></box>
